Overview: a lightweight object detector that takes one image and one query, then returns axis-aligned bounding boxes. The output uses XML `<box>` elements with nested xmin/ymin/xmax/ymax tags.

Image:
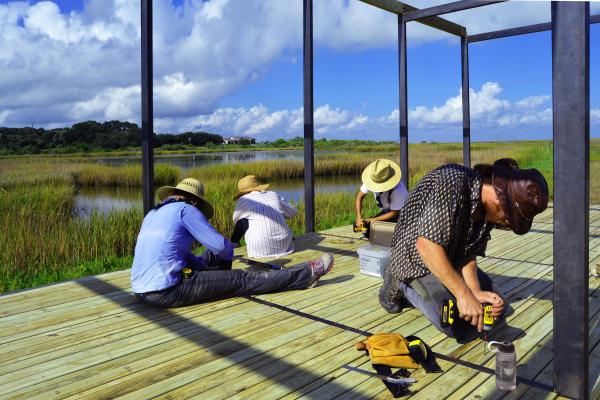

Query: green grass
<box><xmin>0</xmin><ymin>181</ymin><xmax>377</xmax><ymax>293</ymax></box>
<box><xmin>1</xmin><ymin>139</ymin><xmax>599</xmax><ymax>293</ymax></box>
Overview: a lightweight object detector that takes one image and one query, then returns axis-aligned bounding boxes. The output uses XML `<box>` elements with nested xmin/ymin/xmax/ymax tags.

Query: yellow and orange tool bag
<box><xmin>355</xmin><ymin>333</ymin><xmax>441</xmax><ymax>397</ymax></box>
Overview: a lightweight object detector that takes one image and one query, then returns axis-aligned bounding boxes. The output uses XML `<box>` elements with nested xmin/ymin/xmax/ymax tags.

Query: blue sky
<box><xmin>0</xmin><ymin>0</ymin><xmax>598</xmax><ymax>142</ymax></box>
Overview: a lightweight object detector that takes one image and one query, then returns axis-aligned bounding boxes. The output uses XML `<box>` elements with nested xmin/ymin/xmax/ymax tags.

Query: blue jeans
<box><xmin>399</xmin><ymin>270</ymin><xmax>504</xmax><ymax>343</ymax></box>
<box><xmin>136</xmin><ymin>257</ymin><xmax>312</xmax><ymax>308</ymax></box>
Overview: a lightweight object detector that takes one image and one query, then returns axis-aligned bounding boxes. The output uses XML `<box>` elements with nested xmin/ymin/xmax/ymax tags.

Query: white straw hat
<box><xmin>361</xmin><ymin>159</ymin><xmax>402</xmax><ymax>192</ymax></box>
<box><xmin>233</xmin><ymin>175</ymin><xmax>269</xmax><ymax>200</ymax></box>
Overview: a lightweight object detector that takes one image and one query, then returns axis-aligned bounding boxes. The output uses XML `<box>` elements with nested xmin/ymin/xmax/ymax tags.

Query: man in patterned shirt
<box><xmin>379</xmin><ymin>159</ymin><xmax>548</xmax><ymax>342</ymax></box>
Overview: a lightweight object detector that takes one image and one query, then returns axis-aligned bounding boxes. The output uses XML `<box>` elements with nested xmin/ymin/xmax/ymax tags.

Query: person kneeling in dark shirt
<box><xmin>379</xmin><ymin>159</ymin><xmax>548</xmax><ymax>342</ymax></box>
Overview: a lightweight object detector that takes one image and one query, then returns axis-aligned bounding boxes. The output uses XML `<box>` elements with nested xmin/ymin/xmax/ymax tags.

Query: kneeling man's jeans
<box><xmin>398</xmin><ymin>270</ymin><xmax>505</xmax><ymax>343</ymax></box>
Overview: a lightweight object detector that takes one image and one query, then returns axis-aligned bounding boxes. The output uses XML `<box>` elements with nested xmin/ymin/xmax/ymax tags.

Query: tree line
<box><xmin>0</xmin><ymin>120</ymin><xmax>224</xmax><ymax>154</ymax></box>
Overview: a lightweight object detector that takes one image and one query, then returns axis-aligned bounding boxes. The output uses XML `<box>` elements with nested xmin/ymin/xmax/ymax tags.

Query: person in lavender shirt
<box><xmin>131</xmin><ymin>178</ymin><xmax>333</xmax><ymax>308</ymax></box>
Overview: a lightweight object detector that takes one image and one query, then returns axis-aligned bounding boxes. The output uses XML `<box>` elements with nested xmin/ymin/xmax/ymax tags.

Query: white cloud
<box><xmin>181</xmin><ymin>81</ymin><xmax>596</xmax><ymax>142</ymax></box>
<box><xmin>0</xmin><ymin>0</ymin><xmax>597</xmax><ymax>140</ymax></box>
<box><xmin>0</xmin><ymin>0</ymin><xmax>302</xmax><ymax>126</ymax></box>
<box><xmin>70</xmin><ymin>86</ymin><xmax>139</xmax><ymax>121</ymax></box>
<box><xmin>516</xmin><ymin>95</ymin><xmax>551</xmax><ymax>108</ymax></box>
<box><xmin>408</xmin><ymin>82</ymin><xmax>510</xmax><ymax>128</ymax></box>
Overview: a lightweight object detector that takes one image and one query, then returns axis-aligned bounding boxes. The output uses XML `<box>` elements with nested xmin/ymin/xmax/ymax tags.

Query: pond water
<box><xmin>73</xmin><ymin>175</ymin><xmax>359</xmax><ymax>219</ymax></box>
<box><xmin>93</xmin><ymin>150</ymin><xmax>304</xmax><ymax>169</ymax></box>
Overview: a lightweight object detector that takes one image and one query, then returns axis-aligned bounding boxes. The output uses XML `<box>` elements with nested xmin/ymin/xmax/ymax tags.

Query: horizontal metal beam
<box><xmin>359</xmin><ymin>0</ymin><xmax>466</xmax><ymax>36</ymax></box>
<box><xmin>359</xmin><ymin>0</ymin><xmax>404</xmax><ymax>14</ymax></box>
<box><xmin>403</xmin><ymin>0</ymin><xmax>506</xmax><ymax>23</ymax></box>
<box><xmin>467</xmin><ymin>21</ymin><xmax>550</xmax><ymax>43</ymax></box>
<box><xmin>468</xmin><ymin>13</ymin><xmax>600</xmax><ymax>43</ymax></box>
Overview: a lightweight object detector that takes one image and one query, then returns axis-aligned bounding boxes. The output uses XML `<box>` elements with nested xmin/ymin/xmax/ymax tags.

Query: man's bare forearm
<box><xmin>355</xmin><ymin>191</ymin><xmax>366</xmax><ymax>220</ymax></box>
<box><xmin>369</xmin><ymin>210</ymin><xmax>399</xmax><ymax>222</ymax></box>
<box><xmin>415</xmin><ymin>237</ymin><xmax>470</xmax><ymax>298</ymax></box>
<box><xmin>460</xmin><ymin>257</ymin><xmax>482</xmax><ymax>293</ymax></box>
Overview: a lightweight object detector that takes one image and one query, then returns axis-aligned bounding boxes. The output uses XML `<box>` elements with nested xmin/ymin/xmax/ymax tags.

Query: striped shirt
<box><xmin>233</xmin><ymin>190</ymin><xmax>297</xmax><ymax>258</ymax></box>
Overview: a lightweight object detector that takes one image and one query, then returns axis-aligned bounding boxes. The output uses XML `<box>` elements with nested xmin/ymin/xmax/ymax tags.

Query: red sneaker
<box><xmin>308</xmin><ymin>253</ymin><xmax>334</xmax><ymax>288</ymax></box>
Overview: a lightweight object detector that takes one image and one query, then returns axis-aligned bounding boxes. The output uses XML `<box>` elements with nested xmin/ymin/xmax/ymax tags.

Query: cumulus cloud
<box><xmin>0</xmin><ymin>0</ymin><xmax>598</xmax><ymax>140</ymax></box>
<box><xmin>183</xmin><ymin>82</ymin><xmax>600</xmax><ymax>142</ymax></box>
<box><xmin>0</xmin><ymin>0</ymin><xmax>302</xmax><ymax>126</ymax></box>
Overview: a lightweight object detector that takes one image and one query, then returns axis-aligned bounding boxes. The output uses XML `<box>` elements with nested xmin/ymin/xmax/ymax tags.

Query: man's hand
<box><xmin>456</xmin><ymin>288</ymin><xmax>485</xmax><ymax>332</ymax></box>
<box><xmin>473</xmin><ymin>290</ymin><xmax>504</xmax><ymax>318</ymax></box>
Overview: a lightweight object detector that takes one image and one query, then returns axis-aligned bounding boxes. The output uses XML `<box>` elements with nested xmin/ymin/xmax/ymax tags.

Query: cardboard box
<box><xmin>369</xmin><ymin>221</ymin><xmax>396</xmax><ymax>247</ymax></box>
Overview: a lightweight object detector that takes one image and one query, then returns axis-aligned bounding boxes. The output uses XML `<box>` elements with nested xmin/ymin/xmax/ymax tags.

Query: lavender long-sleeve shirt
<box><xmin>131</xmin><ymin>200</ymin><xmax>233</xmax><ymax>293</ymax></box>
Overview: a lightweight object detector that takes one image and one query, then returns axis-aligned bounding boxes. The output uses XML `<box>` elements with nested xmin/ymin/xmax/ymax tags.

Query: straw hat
<box><xmin>361</xmin><ymin>159</ymin><xmax>402</xmax><ymax>192</ymax></box>
<box><xmin>156</xmin><ymin>178</ymin><xmax>214</xmax><ymax>219</ymax></box>
<box><xmin>233</xmin><ymin>175</ymin><xmax>269</xmax><ymax>200</ymax></box>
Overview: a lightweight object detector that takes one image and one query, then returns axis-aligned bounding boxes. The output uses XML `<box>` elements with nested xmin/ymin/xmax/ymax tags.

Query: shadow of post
<box><xmin>77</xmin><ymin>277</ymin><xmax>370</xmax><ymax>399</ymax></box>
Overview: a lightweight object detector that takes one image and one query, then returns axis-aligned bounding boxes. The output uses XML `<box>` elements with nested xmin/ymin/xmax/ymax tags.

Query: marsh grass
<box><xmin>1</xmin><ymin>139</ymin><xmax>599</xmax><ymax>293</ymax></box>
<box><xmin>0</xmin><ymin>180</ymin><xmax>376</xmax><ymax>293</ymax></box>
<box><xmin>0</xmin><ymin>183</ymin><xmax>142</xmax><ymax>292</ymax></box>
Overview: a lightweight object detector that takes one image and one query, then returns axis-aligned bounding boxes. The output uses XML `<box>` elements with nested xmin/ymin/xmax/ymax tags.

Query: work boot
<box><xmin>307</xmin><ymin>253</ymin><xmax>334</xmax><ymax>288</ymax></box>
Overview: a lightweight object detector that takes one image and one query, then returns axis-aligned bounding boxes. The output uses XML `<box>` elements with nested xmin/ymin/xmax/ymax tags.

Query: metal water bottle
<box><xmin>488</xmin><ymin>341</ymin><xmax>516</xmax><ymax>391</ymax></box>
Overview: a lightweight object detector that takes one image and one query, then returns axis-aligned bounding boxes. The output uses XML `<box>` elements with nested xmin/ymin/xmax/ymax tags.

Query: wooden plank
<box><xmin>0</xmin><ymin>274</ymin><xmax>131</xmax><ymax>316</ymax></box>
<box><xmin>231</xmin><ymin>309</ymin><xmax>427</xmax><ymax>400</ymax></box>
<box><xmin>2</xmin><ymin>210</ymin><xmax>599</xmax><ymax>399</ymax></box>
<box><xmin>0</xmin><ymin>269</ymin><xmax>130</xmax><ymax>300</ymax></box>
<box><xmin>448</xmin><ymin>285</ymin><xmax>600</xmax><ymax>399</ymax></box>
<box><xmin>294</xmin><ymin>266</ymin><xmax>557</xmax><ymax>399</ymax></box>
<box><xmin>0</xmin><ymin>243</ymin><xmax>360</xmax><ymax>343</ymax></box>
<box><xmin>5</xmin><ymin>256</ymin><xmax>376</xmax><ymax>397</ymax></box>
<box><xmin>1</xmin><ymin>254</ymin><xmax>367</xmax><ymax>372</ymax></box>
<box><xmin>64</xmin><ymin>285</ymin><xmax>391</xmax><ymax>399</ymax></box>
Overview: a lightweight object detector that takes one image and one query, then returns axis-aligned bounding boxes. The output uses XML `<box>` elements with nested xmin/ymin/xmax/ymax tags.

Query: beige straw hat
<box><xmin>156</xmin><ymin>178</ymin><xmax>214</xmax><ymax>219</ymax></box>
<box><xmin>233</xmin><ymin>175</ymin><xmax>269</xmax><ymax>200</ymax></box>
<box><xmin>361</xmin><ymin>159</ymin><xmax>402</xmax><ymax>192</ymax></box>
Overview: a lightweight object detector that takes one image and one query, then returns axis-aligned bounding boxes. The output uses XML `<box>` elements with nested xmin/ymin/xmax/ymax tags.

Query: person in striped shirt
<box><xmin>231</xmin><ymin>175</ymin><xmax>297</xmax><ymax>258</ymax></box>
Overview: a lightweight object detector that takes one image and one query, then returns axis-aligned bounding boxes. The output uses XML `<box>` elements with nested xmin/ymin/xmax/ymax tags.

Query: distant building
<box><xmin>223</xmin><ymin>136</ymin><xmax>256</xmax><ymax>145</ymax></box>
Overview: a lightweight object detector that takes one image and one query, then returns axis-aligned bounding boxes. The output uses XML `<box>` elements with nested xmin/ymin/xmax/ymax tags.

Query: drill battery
<box><xmin>441</xmin><ymin>299</ymin><xmax>455</xmax><ymax>328</ymax></box>
<box><xmin>483</xmin><ymin>303</ymin><xmax>494</xmax><ymax>332</ymax></box>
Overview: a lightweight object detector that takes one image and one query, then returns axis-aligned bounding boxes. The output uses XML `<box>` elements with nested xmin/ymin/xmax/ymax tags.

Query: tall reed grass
<box><xmin>0</xmin><ymin>181</ymin><xmax>376</xmax><ymax>293</ymax></box>
<box><xmin>2</xmin><ymin>139</ymin><xmax>598</xmax><ymax>293</ymax></box>
<box><xmin>0</xmin><ymin>184</ymin><xmax>142</xmax><ymax>292</ymax></box>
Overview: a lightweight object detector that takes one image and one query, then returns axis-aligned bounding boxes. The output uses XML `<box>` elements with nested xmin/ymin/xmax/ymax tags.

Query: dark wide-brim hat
<box><xmin>492</xmin><ymin>158</ymin><xmax>549</xmax><ymax>235</ymax></box>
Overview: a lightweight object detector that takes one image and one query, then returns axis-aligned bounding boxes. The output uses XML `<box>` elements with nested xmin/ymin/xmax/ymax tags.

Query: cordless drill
<box><xmin>440</xmin><ymin>300</ymin><xmax>494</xmax><ymax>331</ymax></box>
<box><xmin>353</xmin><ymin>220</ymin><xmax>370</xmax><ymax>237</ymax></box>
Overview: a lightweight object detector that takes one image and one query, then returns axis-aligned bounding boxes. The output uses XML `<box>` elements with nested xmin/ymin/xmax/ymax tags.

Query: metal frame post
<box><xmin>303</xmin><ymin>0</ymin><xmax>315</xmax><ymax>233</ymax></box>
<box><xmin>552</xmin><ymin>2</ymin><xmax>590</xmax><ymax>399</ymax></box>
<box><xmin>461</xmin><ymin>36</ymin><xmax>471</xmax><ymax>168</ymax></box>
<box><xmin>398</xmin><ymin>14</ymin><xmax>409</xmax><ymax>188</ymax></box>
<box><xmin>141</xmin><ymin>0</ymin><xmax>154</xmax><ymax>214</ymax></box>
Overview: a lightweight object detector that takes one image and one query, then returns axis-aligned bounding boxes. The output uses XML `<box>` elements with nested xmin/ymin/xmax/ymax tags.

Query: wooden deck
<box><xmin>1</xmin><ymin>206</ymin><xmax>599</xmax><ymax>399</ymax></box>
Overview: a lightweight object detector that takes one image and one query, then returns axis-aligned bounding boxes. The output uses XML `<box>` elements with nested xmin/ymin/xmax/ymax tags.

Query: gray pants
<box><xmin>399</xmin><ymin>270</ymin><xmax>504</xmax><ymax>343</ymax></box>
<box><xmin>136</xmin><ymin>263</ymin><xmax>312</xmax><ymax>308</ymax></box>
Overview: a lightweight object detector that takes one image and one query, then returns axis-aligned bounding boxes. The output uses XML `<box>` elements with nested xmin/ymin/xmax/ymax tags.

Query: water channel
<box><xmin>74</xmin><ymin>151</ymin><xmax>359</xmax><ymax>218</ymax></box>
<box><xmin>94</xmin><ymin>150</ymin><xmax>304</xmax><ymax>169</ymax></box>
